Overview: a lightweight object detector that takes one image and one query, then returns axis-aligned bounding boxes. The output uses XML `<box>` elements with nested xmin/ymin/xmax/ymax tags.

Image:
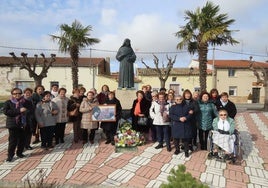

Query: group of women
<box><xmin>3</xmin><ymin>83</ymin><xmax>236</xmax><ymax>162</ymax></box>
<box><xmin>3</xmin><ymin>84</ymin><xmax>122</xmax><ymax>162</ymax></box>
<box><xmin>130</xmin><ymin>86</ymin><xmax>237</xmax><ymax>158</ymax></box>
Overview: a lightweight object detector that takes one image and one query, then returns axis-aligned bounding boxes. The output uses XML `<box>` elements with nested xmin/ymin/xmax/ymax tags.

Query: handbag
<box><xmin>137</xmin><ymin>116</ymin><xmax>148</xmax><ymax>126</ymax></box>
<box><xmin>68</xmin><ymin>107</ymin><xmax>78</xmax><ymax>117</ymax></box>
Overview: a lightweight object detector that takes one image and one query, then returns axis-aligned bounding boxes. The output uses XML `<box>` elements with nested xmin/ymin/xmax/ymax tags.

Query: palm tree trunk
<box><xmin>72</xmin><ymin>62</ymin><xmax>79</xmax><ymax>89</ymax></box>
<box><xmin>198</xmin><ymin>43</ymin><xmax>208</xmax><ymax>92</ymax></box>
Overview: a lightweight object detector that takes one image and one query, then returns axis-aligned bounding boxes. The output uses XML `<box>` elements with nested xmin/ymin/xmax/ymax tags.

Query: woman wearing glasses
<box><xmin>3</xmin><ymin>88</ymin><xmax>33</xmax><ymax>162</ymax></box>
<box><xmin>169</xmin><ymin>95</ymin><xmax>193</xmax><ymax>157</ymax></box>
<box><xmin>209</xmin><ymin>109</ymin><xmax>236</xmax><ymax>160</ymax></box>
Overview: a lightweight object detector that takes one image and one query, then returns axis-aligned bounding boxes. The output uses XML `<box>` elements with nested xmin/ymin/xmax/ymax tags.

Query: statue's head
<box><xmin>123</xmin><ymin>38</ymin><xmax>131</xmax><ymax>47</ymax></box>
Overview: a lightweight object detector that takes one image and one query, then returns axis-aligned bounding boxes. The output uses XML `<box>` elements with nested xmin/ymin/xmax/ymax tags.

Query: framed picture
<box><xmin>92</xmin><ymin>105</ymin><xmax>116</xmax><ymax>122</ymax></box>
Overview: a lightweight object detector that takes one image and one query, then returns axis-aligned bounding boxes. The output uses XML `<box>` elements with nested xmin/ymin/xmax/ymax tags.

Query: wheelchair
<box><xmin>207</xmin><ymin>129</ymin><xmax>242</xmax><ymax>164</ymax></box>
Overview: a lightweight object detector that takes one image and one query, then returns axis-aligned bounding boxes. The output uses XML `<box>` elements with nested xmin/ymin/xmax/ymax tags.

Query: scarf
<box><xmin>217</xmin><ymin>119</ymin><xmax>230</xmax><ymax>132</ymax></box>
<box><xmin>158</xmin><ymin>100</ymin><xmax>166</xmax><ymax>116</ymax></box>
<box><xmin>134</xmin><ymin>99</ymin><xmax>141</xmax><ymax>116</ymax></box>
<box><xmin>10</xmin><ymin>96</ymin><xmax>27</xmax><ymax>127</ymax></box>
<box><xmin>220</xmin><ymin>99</ymin><xmax>228</xmax><ymax>107</ymax></box>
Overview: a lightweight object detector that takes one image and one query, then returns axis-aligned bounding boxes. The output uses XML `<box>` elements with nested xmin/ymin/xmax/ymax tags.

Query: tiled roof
<box><xmin>0</xmin><ymin>56</ymin><xmax>105</xmax><ymax>67</ymax></box>
<box><xmin>137</xmin><ymin>67</ymin><xmax>212</xmax><ymax>76</ymax></box>
<box><xmin>206</xmin><ymin>59</ymin><xmax>268</xmax><ymax>69</ymax></box>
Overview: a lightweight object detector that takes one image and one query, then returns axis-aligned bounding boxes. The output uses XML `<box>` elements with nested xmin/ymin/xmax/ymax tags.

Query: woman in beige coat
<box><xmin>79</xmin><ymin>91</ymin><xmax>99</xmax><ymax>144</ymax></box>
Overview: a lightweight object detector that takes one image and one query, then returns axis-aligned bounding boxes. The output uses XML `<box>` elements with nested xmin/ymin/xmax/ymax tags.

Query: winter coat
<box><xmin>149</xmin><ymin>100</ymin><xmax>171</xmax><ymax>126</ymax></box>
<box><xmin>3</xmin><ymin>99</ymin><xmax>33</xmax><ymax>129</ymax></box>
<box><xmin>215</xmin><ymin>99</ymin><xmax>237</xmax><ymax>119</ymax></box>
<box><xmin>130</xmin><ymin>97</ymin><xmax>151</xmax><ymax>131</ymax></box>
<box><xmin>197</xmin><ymin>100</ymin><xmax>218</xmax><ymax>131</ymax></box>
<box><xmin>35</xmin><ymin>100</ymin><xmax>58</xmax><ymax>127</ymax></box>
<box><xmin>52</xmin><ymin>96</ymin><xmax>69</xmax><ymax>123</ymax></box>
<box><xmin>79</xmin><ymin>98</ymin><xmax>99</xmax><ymax>130</ymax></box>
<box><xmin>212</xmin><ymin>116</ymin><xmax>236</xmax><ymax>135</ymax></box>
<box><xmin>67</xmin><ymin>95</ymin><xmax>83</xmax><ymax>122</ymax></box>
<box><xmin>169</xmin><ymin>102</ymin><xmax>193</xmax><ymax>139</ymax></box>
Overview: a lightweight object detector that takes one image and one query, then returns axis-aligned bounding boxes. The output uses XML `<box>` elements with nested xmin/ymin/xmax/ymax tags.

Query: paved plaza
<box><xmin>0</xmin><ymin>110</ymin><xmax>267</xmax><ymax>188</ymax></box>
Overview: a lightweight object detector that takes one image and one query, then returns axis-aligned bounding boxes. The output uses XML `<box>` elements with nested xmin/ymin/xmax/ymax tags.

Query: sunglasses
<box><xmin>219</xmin><ymin>114</ymin><xmax>227</xmax><ymax>116</ymax></box>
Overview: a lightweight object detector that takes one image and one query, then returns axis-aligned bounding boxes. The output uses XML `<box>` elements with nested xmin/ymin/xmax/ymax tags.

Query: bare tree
<box><xmin>249</xmin><ymin>56</ymin><xmax>268</xmax><ymax>111</ymax></box>
<box><xmin>141</xmin><ymin>54</ymin><xmax>176</xmax><ymax>88</ymax></box>
<box><xmin>9</xmin><ymin>52</ymin><xmax>56</xmax><ymax>86</ymax></box>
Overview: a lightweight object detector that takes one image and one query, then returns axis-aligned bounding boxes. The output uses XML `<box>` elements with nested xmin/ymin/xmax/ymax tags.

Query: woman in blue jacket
<box><xmin>169</xmin><ymin>95</ymin><xmax>193</xmax><ymax>157</ymax></box>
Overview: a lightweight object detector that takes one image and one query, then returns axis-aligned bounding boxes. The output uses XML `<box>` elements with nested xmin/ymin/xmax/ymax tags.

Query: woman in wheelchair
<box><xmin>208</xmin><ymin>109</ymin><xmax>236</xmax><ymax>161</ymax></box>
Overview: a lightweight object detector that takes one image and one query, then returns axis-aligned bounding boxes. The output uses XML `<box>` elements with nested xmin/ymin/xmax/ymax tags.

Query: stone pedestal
<box><xmin>116</xmin><ymin>89</ymin><xmax>136</xmax><ymax>110</ymax></box>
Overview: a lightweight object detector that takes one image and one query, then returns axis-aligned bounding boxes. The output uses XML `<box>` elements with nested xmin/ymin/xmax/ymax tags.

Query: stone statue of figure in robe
<box><xmin>116</xmin><ymin>38</ymin><xmax>136</xmax><ymax>89</ymax></box>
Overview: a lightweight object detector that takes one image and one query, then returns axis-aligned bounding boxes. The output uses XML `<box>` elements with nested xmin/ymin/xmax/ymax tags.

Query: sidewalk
<box><xmin>0</xmin><ymin>111</ymin><xmax>267</xmax><ymax>188</ymax></box>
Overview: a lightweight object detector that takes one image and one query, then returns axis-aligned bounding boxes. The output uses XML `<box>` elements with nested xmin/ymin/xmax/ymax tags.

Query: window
<box><xmin>16</xmin><ymin>81</ymin><xmax>35</xmax><ymax>92</ymax></box>
<box><xmin>194</xmin><ymin>87</ymin><xmax>200</xmax><ymax>92</ymax></box>
<box><xmin>50</xmin><ymin>81</ymin><xmax>59</xmax><ymax>88</ymax></box>
<box><xmin>228</xmin><ymin>69</ymin><xmax>236</xmax><ymax>77</ymax></box>
<box><xmin>229</xmin><ymin>86</ymin><xmax>237</xmax><ymax>96</ymax></box>
<box><xmin>172</xmin><ymin>77</ymin><xmax>177</xmax><ymax>82</ymax></box>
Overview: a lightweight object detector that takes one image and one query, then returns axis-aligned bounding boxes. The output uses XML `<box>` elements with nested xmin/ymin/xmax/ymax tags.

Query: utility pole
<box><xmin>90</xmin><ymin>48</ymin><xmax>95</xmax><ymax>88</ymax></box>
<box><xmin>212</xmin><ymin>47</ymin><xmax>216</xmax><ymax>88</ymax></box>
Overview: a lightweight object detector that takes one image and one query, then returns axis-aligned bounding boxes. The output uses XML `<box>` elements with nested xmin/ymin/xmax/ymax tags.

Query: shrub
<box><xmin>160</xmin><ymin>165</ymin><xmax>208</xmax><ymax>188</ymax></box>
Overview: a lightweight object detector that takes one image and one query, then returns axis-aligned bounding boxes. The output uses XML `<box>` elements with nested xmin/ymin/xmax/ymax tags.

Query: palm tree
<box><xmin>50</xmin><ymin>19</ymin><xmax>100</xmax><ymax>89</ymax></box>
<box><xmin>176</xmin><ymin>1</ymin><xmax>238</xmax><ymax>92</ymax></box>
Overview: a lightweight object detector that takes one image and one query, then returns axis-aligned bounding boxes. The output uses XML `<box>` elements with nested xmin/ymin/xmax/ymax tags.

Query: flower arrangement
<box><xmin>114</xmin><ymin>121</ymin><xmax>145</xmax><ymax>148</ymax></box>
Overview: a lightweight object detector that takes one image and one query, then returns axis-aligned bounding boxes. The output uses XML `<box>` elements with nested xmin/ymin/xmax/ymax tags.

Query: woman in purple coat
<box><xmin>169</xmin><ymin>95</ymin><xmax>193</xmax><ymax>157</ymax></box>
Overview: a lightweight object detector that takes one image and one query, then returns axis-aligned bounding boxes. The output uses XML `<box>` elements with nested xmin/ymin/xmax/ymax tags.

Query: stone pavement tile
<box><xmin>0</xmin><ymin>169</ymin><xmax>10</xmax><ymax>179</ymax></box>
<box><xmin>105</xmin><ymin>158</ymin><xmax>129</xmax><ymax>169</ymax></box>
<box><xmin>108</xmin><ymin>169</ymin><xmax>134</xmax><ymax>183</ymax></box>
<box><xmin>52</xmin><ymin>159</ymin><xmax>76</xmax><ymax>171</ymax></box>
<box><xmin>69</xmin><ymin>171</ymin><xmax>93</xmax><ymax>182</ymax></box>
<box><xmin>118</xmin><ymin>153</ymin><xmax>136</xmax><ymax>161</ymax></box>
<box><xmin>147</xmin><ymin>160</ymin><xmax>165</xmax><ymax>169</ymax></box>
<box><xmin>136</xmin><ymin>166</ymin><xmax>161</xmax><ymax>179</ymax></box>
<box><xmin>226</xmin><ymin>179</ymin><xmax>247</xmax><ymax>188</ymax></box>
<box><xmin>249</xmin><ymin>175</ymin><xmax>268</xmax><ymax>187</ymax></box>
<box><xmin>97</xmin><ymin>165</ymin><xmax>116</xmax><ymax>176</ymax></box>
<box><xmin>122</xmin><ymin>163</ymin><xmax>140</xmax><ymax>173</ymax></box>
<box><xmin>13</xmin><ymin>159</ymin><xmax>40</xmax><ymax>171</ymax></box>
<box><xmin>129</xmin><ymin>156</ymin><xmax>150</xmax><ymax>166</ymax></box>
<box><xmin>161</xmin><ymin>163</ymin><xmax>177</xmax><ymax>174</ymax></box>
<box><xmin>2</xmin><ymin>170</ymin><xmax>27</xmax><ymax>181</ymax></box>
<box><xmin>84</xmin><ymin>172</ymin><xmax>107</xmax><ymax>185</ymax></box>
<box><xmin>151</xmin><ymin>153</ymin><xmax>172</xmax><ymax>164</ymax></box>
<box><xmin>125</xmin><ymin>175</ymin><xmax>150</xmax><ymax>188</ymax></box>
<box><xmin>78</xmin><ymin>163</ymin><xmax>99</xmax><ymax>173</ymax></box>
<box><xmin>146</xmin><ymin>179</ymin><xmax>164</xmax><ymax>188</ymax></box>
<box><xmin>101</xmin><ymin>178</ymin><xmax>121</xmax><ymax>187</ymax></box>
<box><xmin>205</xmin><ymin>166</ymin><xmax>224</xmax><ymax>176</ymax></box>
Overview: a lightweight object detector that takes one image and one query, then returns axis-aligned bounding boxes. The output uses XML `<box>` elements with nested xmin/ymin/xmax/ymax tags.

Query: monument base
<box><xmin>116</xmin><ymin>89</ymin><xmax>136</xmax><ymax>110</ymax></box>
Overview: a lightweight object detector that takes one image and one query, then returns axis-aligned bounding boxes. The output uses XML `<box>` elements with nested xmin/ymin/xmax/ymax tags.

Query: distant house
<box><xmin>136</xmin><ymin>67</ymin><xmax>212</xmax><ymax>95</ymax></box>
<box><xmin>189</xmin><ymin>59</ymin><xmax>268</xmax><ymax>103</ymax></box>
<box><xmin>1</xmin><ymin>56</ymin><xmax>267</xmax><ymax>104</ymax></box>
<box><xmin>0</xmin><ymin>56</ymin><xmax>111</xmax><ymax>96</ymax></box>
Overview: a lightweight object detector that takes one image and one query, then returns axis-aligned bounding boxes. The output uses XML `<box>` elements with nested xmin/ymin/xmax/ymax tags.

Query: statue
<box><xmin>116</xmin><ymin>38</ymin><xmax>136</xmax><ymax>89</ymax></box>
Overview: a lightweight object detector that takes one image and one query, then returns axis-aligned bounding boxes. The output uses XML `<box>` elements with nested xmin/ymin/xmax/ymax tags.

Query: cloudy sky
<box><xmin>0</xmin><ymin>0</ymin><xmax>267</xmax><ymax>71</ymax></box>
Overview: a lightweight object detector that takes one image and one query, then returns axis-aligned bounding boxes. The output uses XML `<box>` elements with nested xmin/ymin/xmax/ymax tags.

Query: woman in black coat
<box><xmin>130</xmin><ymin>90</ymin><xmax>151</xmax><ymax>134</ymax></box>
<box><xmin>169</xmin><ymin>95</ymin><xmax>193</xmax><ymax>157</ymax></box>
<box><xmin>3</xmin><ymin>88</ymin><xmax>32</xmax><ymax>162</ymax></box>
<box><xmin>101</xmin><ymin>91</ymin><xmax>122</xmax><ymax>145</ymax></box>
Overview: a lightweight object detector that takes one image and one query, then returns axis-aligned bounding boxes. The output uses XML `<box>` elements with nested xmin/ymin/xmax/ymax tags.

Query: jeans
<box><xmin>156</xmin><ymin>125</ymin><xmax>170</xmax><ymax>147</ymax></box>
